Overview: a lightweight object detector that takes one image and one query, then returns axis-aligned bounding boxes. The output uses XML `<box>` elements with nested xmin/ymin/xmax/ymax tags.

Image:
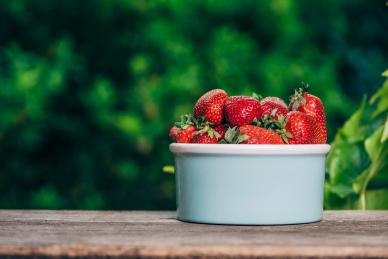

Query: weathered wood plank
<box><xmin>0</xmin><ymin>210</ymin><xmax>387</xmax><ymax>258</ymax></box>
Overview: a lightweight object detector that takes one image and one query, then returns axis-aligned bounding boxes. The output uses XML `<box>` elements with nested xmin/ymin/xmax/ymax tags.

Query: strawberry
<box><xmin>214</xmin><ymin>124</ymin><xmax>229</xmax><ymax>141</ymax></box>
<box><xmin>224</xmin><ymin>96</ymin><xmax>262</xmax><ymax>126</ymax></box>
<box><xmin>191</xmin><ymin>134</ymin><xmax>218</xmax><ymax>144</ymax></box>
<box><xmin>239</xmin><ymin>125</ymin><xmax>284</xmax><ymax>144</ymax></box>
<box><xmin>252</xmin><ymin>113</ymin><xmax>292</xmax><ymax>144</ymax></box>
<box><xmin>193</xmin><ymin>89</ymin><xmax>228</xmax><ymax>125</ymax></box>
<box><xmin>289</xmin><ymin>83</ymin><xmax>327</xmax><ymax>143</ymax></box>
<box><xmin>260</xmin><ymin>96</ymin><xmax>288</xmax><ymax>120</ymax></box>
<box><xmin>170</xmin><ymin>114</ymin><xmax>202</xmax><ymax>143</ymax></box>
<box><xmin>175</xmin><ymin>125</ymin><xmax>197</xmax><ymax>143</ymax></box>
<box><xmin>285</xmin><ymin>111</ymin><xmax>322</xmax><ymax>144</ymax></box>
<box><xmin>188</xmin><ymin>122</ymin><xmax>226</xmax><ymax>144</ymax></box>
<box><xmin>169</xmin><ymin>126</ymin><xmax>180</xmax><ymax>141</ymax></box>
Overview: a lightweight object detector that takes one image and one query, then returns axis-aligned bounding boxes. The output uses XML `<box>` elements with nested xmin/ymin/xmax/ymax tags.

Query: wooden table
<box><xmin>0</xmin><ymin>210</ymin><xmax>388</xmax><ymax>258</ymax></box>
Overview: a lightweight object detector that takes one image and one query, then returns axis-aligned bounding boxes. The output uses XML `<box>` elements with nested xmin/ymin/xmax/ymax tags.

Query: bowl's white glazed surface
<box><xmin>170</xmin><ymin>144</ymin><xmax>330</xmax><ymax>225</ymax></box>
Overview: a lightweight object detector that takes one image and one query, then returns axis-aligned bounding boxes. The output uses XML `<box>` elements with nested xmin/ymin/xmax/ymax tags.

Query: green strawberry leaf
<box><xmin>252</xmin><ymin>92</ymin><xmax>262</xmax><ymax>101</ymax></box>
<box><xmin>237</xmin><ymin>134</ymin><xmax>249</xmax><ymax>143</ymax></box>
<box><xmin>270</xmin><ymin>108</ymin><xmax>278</xmax><ymax>117</ymax></box>
<box><xmin>214</xmin><ymin>130</ymin><xmax>221</xmax><ymax>140</ymax></box>
<box><xmin>222</xmin><ymin>127</ymin><xmax>248</xmax><ymax>144</ymax></box>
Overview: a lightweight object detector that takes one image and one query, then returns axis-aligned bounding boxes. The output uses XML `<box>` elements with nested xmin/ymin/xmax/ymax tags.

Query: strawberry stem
<box><xmin>289</xmin><ymin>82</ymin><xmax>310</xmax><ymax>111</ymax></box>
<box><xmin>252</xmin><ymin>112</ymin><xmax>293</xmax><ymax>144</ymax></box>
<box><xmin>174</xmin><ymin>114</ymin><xmax>210</xmax><ymax>130</ymax></box>
<box><xmin>300</xmin><ymin>82</ymin><xmax>310</xmax><ymax>93</ymax></box>
<box><xmin>221</xmin><ymin>127</ymin><xmax>248</xmax><ymax>144</ymax></box>
<box><xmin>252</xmin><ymin>92</ymin><xmax>263</xmax><ymax>101</ymax></box>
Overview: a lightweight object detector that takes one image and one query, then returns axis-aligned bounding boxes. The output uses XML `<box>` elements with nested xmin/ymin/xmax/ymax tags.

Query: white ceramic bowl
<box><xmin>170</xmin><ymin>143</ymin><xmax>331</xmax><ymax>225</ymax></box>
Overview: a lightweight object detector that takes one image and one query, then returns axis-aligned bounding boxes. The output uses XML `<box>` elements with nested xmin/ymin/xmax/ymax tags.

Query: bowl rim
<box><xmin>170</xmin><ymin>143</ymin><xmax>330</xmax><ymax>155</ymax></box>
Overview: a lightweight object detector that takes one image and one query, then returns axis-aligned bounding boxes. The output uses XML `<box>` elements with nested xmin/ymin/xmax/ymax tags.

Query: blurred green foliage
<box><xmin>0</xmin><ymin>0</ymin><xmax>387</xmax><ymax>209</ymax></box>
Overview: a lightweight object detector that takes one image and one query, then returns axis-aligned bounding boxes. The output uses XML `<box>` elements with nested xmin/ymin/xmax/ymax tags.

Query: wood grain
<box><xmin>0</xmin><ymin>210</ymin><xmax>387</xmax><ymax>258</ymax></box>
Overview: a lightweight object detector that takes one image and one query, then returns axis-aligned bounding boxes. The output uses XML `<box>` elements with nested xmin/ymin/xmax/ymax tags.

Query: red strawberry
<box><xmin>191</xmin><ymin>132</ymin><xmax>218</xmax><ymax>144</ymax></box>
<box><xmin>224</xmin><ymin>96</ymin><xmax>262</xmax><ymax>126</ymax></box>
<box><xmin>191</xmin><ymin>124</ymin><xmax>225</xmax><ymax>144</ymax></box>
<box><xmin>285</xmin><ymin>111</ymin><xmax>322</xmax><ymax>144</ymax></box>
<box><xmin>239</xmin><ymin>125</ymin><xmax>284</xmax><ymax>144</ymax></box>
<box><xmin>175</xmin><ymin>125</ymin><xmax>197</xmax><ymax>143</ymax></box>
<box><xmin>289</xmin><ymin>84</ymin><xmax>327</xmax><ymax>143</ymax></box>
<box><xmin>260</xmin><ymin>96</ymin><xmax>288</xmax><ymax>120</ymax></box>
<box><xmin>169</xmin><ymin>126</ymin><xmax>180</xmax><ymax>141</ymax></box>
<box><xmin>193</xmin><ymin>89</ymin><xmax>228</xmax><ymax>125</ymax></box>
<box><xmin>214</xmin><ymin>124</ymin><xmax>229</xmax><ymax>140</ymax></box>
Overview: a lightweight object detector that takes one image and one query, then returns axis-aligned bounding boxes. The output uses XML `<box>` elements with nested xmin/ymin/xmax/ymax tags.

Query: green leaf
<box><xmin>382</xmin><ymin>117</ymin><xmax>388</xmax><ymax>142</ymax></box>
<box><xmin>365</xmin><ymin>126</ymin><xmax>387</xmax><ymax>160</ymax></box>
<box><xmin>252</xmin><ymin>92</ymin><xmax>262</xmax><ymax>101</ymax></box>
<box><xmin>214</xmin><ymin>130</ymin><xmax>221</xmax><ymax>140</ymax></box>
<box><xmin>338</xmin><ymin>97</ymin><xmax>368</xmax><ymax>142</ymax></box>
<box><xmin>330</xmin><ymin>184</ymin><xmax>354</xmax><ymax>198</ymax></box>
<box><xmin>238</xmin><ymin>134</ymin><xmax>249</xmax><ymax>143</ymax></box>
<box><xmin>365</xmin><ymin>189</ymin><xmax>388</xmax><ymax>209</ymax></box>
<box><xmin>223</xmin><ymin>127</ymin><xmax>247</xmax><ymax>144</ymax></box>
<box><xmin>353</xmin><ymin>125</ymin><xmax>388</xmax><ymax>209</ymax></box>
<box><xmin>326</xmin><ymin>141</ymin><xmax>369</xmax><ymax>195</ymax></box>
<box><xmin>324</xmin><ymin>181</ymin><xmax>361</xmax><ymax>209</ymax></box>
<box><xmin>326</xmin><ymin>75</ymin><xmax>388</xmax><ymax>210</ymax></box>
<box><xmin>270</xmin><ymin>108</ymin><xmax>278</xmax><ymax>117</ymax></box>
<box><xmin>370</xmin><ymin>78</ymin><xmax>388</xmax><ymax>117</ymax></box>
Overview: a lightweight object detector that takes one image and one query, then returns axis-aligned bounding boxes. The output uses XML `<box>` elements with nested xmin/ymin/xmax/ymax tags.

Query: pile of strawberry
<box><xmin>169</xmin><ymin>84</ymin><xmax>327</xmax><ymax>144</ymax></box>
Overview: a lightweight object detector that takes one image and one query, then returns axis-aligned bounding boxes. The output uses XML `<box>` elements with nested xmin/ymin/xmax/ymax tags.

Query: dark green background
<box><xmin>0</xmin><ymin>0</ymin><xmax>387</xmax><ymax>209</ymax></box>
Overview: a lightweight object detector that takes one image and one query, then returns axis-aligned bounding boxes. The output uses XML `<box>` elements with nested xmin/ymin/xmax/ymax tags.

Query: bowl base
<box><xmin>177</xmin><ymin>216</ymin><xmax>322</xmax><ymax>226</ymax></box>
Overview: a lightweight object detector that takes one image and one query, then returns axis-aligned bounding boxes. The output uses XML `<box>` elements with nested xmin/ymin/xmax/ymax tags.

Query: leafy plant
<box><xmin>325</xmin><ymin>71</ymin><xmax>388</xmax><ymax>209</ymax></box>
